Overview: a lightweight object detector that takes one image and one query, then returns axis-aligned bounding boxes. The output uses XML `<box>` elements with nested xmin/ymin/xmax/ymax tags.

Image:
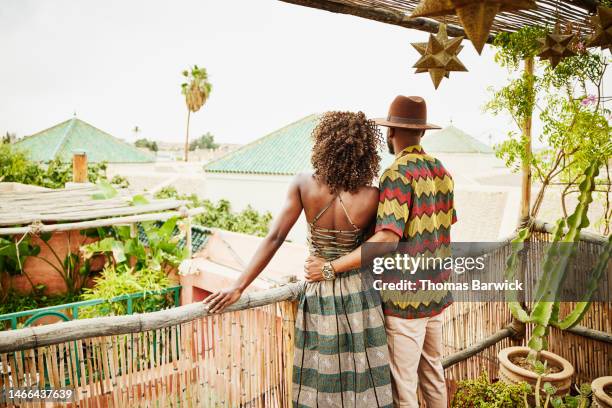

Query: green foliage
<box><xmin>81</xmin><ymin>217</ymin><xmax>188</xmax><ymax>272</ymax></box>
<box><xmin>181</xmin><ymin>65</ymin><xmax>213</xmax><ymax>105</ymax></box>
<box><xmin>0</xmin><ymin>230</ymin><xmax>95</xmax><ymax>298</ymax></box>
<box><xmin>452</xmin><ymin>373</ymin><xmax>592</xmax><ymax>408</ymax></box>
<box><xmin>110</xmin><ymin>174</ymin><xmax>130</xmax><ymax>188</ymax></box>
<box><xmin>134</xmin><ymin>138</ymin><xmax>159</xmax><ymax>152</ymax></box>
<box><xmin>155</xmin><ymin>186</ymin><xmax>272</xmax><ymax>237</ymax></box>
<box><xmin>493</xmin><ymin>27</ymin><xmax>547</xmax><ymax>69</ymax></box>
<box><xmin>538</xmin><ymin>381</ymin><xmax>591</xmax><ymax>408</ymax></box>
<box><xmin>485</xmin><ymin>72</ymin><xmax>536</xmax><ymax>136</ymax></box>
<box><xmin>189</xmin><ymin>132</ymin><xmax>218</xmax><ymax>151</ymax></box>
<box><xmin>2</xmin><ymin>132</ymin><xmax>16</xmax><ymax>144</ymax></box>
<box><xmin>79</xmin><ymin>265</ymin><xmax>173</xmax><ymax>317</ymax></box>
<box><xmin>487</xmin><ymin>27</ymin><xmax>611</xmax><ymax>232</ymax></box>
<box><xmin>452</xmin><ymin>372</ymin><xmax>530</xmax><ymax>407</ymax></box>
<box><xmin>0</xmin><ymin>144</ymin><xmax>117</xmax><ymax>188</ymax></box>
<box><xmin>0</xmin><ymin>235</ymin><xmax>40</xmax><ymax>276</ymax></box>
<box><xmin>0</xmin><ymin>290</ymin><xmax>80</xmax><ymax>318</ymax></box>
<box><xmin>78</xmin><ymin>218</ymin><xmax>187</xmax><ymax>317</ymax></box>
<box><xmin>0</xmin><ymin>219</ymin><xmax>183</xmax><ymax>318</ymax></box>
<box><xmin>92</xmin><ymin>180</ymin><xmax>119</xmax><ymax>200</ymax></box>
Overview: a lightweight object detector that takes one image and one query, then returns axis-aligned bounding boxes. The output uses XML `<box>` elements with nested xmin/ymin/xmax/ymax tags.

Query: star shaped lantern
<box><xmin>537</xmin><ymin>24</ymin><xmax>576</xmax><ymax>69</ymax></box>
<box><xmin>412</xmin><ymin>23</ymin><xmax>467</xmax><ymax>89</ymax></box>
<box><xmin>411</xmin><ymin>0</ymin><xmax>537</xmax><ymax>54</ymax></box>
<box><xmin>587</xmin><ymin>6</ymin><xmax>612</xmax><ymax>51</ymax></box>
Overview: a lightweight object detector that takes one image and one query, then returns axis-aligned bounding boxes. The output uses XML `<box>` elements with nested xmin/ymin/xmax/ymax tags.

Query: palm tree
<box><xmin>181</xmin><ymin>65</ymin><xmax>212</xmax><ymax>161</ymax></box>
<box><xmin>132</xmin><ymin>125</ymin><xmax>141</xmax><ymax>139</ymax></box>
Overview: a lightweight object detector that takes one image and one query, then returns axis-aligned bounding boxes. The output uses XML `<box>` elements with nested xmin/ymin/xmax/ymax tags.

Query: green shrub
<box><xmin>452</xmin><ymin>373</ymin><xmax>530</xmax><ymax>407</ymax></box>
<box><xmin>134</xmin><ymin>138</ymin><xmax>158</xmax><ymax>152</ymax></box>
<box><xmin>0</xmin><ymin>290</ymin><xmax>80</xmax><ymax>317</ymax></box>
<box><xmin>155</xmin><ymin>186</ymin><xmax>272</xmax><ymax>237</ymax></box>
<box><xmin>79</xmin><ymin>265</ymin><xmax>173</xmax><ymax>318</ymax></box>
<box><xmin>453</xmin><ymin>373</ymin><xmax>592</xmax><ymax>408</ymax></box>
<box><xmin>0</xmin><ymin>144</ymin><xmax>115</xmax><ymax>188</ymax></box>
<box><xmin>189</xmin><ymin>132</ymin><xmax>218</xmax><ymax>151</ymax></box>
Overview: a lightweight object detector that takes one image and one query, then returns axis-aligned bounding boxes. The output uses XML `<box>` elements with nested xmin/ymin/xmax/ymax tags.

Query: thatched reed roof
<box><xmin>280</xmin><ymin>0</ymin><xmax>600</xmax><ymax>42</ymax></box>
<box><xmin>0</xmin><ymin>184</ymin><xmax>204</xmax><ymax>236</ymax></box>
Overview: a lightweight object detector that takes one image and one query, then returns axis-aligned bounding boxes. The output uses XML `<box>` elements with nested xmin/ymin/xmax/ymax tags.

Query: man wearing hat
<box><xmin>305</xmin><ymin>96</ymin><xmax>456</xmax><ymax>407</ymax></box>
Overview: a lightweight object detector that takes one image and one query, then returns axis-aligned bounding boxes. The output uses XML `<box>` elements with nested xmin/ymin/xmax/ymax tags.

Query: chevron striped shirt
<box><xmin>375</xmin><ymin>144</ymin><xmax>457</xmax><ymax>319</ymax></box>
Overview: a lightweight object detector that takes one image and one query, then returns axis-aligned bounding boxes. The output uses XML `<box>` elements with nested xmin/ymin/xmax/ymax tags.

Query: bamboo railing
<box><xmin>0</xmin><ymin>224</ymin><xmax>609</xmax><ymax>407</ymax></box>
<box><xmin>0</xmin><ymin>288</ymin><xmax>301</xmax><ymax>408</ymax></box>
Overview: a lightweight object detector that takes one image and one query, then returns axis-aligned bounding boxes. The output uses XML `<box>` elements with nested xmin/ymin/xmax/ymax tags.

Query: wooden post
<box><xmin>519</xmin><ymin>57</ymin><xmax>534</xmax><ymax>227</ymax></box>
<box><xmin>513</xmin><ymin>57</ymin><xmax>535</xmax><ymax>341</ymax></box>
<box><xmin>72</xmin><ymin>150</ymin><xmax>88</xmax><ymax>183</ymax></box>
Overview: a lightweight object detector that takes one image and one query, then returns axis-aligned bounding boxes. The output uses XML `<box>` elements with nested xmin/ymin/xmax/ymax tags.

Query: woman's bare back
<box><xmin>297</xmin><ymin>172</ymin><xmax>379</xmax><ymax>232</ymax></box>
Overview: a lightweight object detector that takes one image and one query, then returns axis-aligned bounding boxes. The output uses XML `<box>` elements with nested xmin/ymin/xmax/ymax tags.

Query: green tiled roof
<box><xmin>14</xmin><ymin>118</ymin><xmax>155</xmax><ymax>163</ymax></box>
<box><xmin>205</xmin><ymin>116</ymin><xmax>491</xmax><ymax>176</ymax></box>
<box><xmin>205</xmin><ymin>114</ymin><xmax>320</xmax><ymax>175</ymax></box>
<box><xmin>422</xmin><ymin>125</ymin><xmax>493</xmax><ymax>154</ymax></box>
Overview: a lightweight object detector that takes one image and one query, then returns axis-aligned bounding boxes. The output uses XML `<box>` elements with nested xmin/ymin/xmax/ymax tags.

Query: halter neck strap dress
<box><xmin>293</xmin><ymin>194</ymin><xmax>393</xmax><ymax>408</ymax></box>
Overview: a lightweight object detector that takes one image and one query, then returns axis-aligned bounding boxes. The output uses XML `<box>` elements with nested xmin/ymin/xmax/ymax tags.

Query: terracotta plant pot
<box><xmin>498</xmin><ymin>346</ymin><xmax>574</xmax><ymax>396</ymax></box>
<box><xmin>592</xmin><ymin>377</ymin><xmax>612</xmax><ymax>408</ymax></box>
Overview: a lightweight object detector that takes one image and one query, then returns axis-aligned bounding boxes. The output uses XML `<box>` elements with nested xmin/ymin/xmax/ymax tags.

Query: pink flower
<box><xmin>581</xmin><ymin>95</ymin><xmax>597</xmax><ymax>106</ymax></box>
<box><xmin>574</xmin><ymin>41</ymin><xmax>586</xmax><ymax>53</ymax></box>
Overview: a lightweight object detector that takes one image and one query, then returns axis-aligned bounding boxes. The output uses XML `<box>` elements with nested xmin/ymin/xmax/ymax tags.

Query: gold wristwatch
<box><xmin>322</xmin><ymin>262</ymin><xmax>336</xmax><ymax>281</ymax></box>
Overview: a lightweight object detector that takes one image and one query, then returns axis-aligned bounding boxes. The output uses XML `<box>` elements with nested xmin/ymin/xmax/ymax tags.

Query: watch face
<box><xmin>323</xmin><ymin>264</ymin><xmax>335</xmax><ymax>280</ymax></box>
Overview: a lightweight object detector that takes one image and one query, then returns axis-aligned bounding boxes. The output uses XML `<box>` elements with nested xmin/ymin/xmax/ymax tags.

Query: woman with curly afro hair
<box><xmin>205</xmin><ymin>111</ymin><xmax>393</xmax><ymax>407</ymax></box>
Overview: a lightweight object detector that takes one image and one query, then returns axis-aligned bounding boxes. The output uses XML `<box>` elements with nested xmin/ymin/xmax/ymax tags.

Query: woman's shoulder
<box><xmin>294</xmin><ymin>171</ymin><xmax>314</xmax><ymax>180</ymax></box>
<box><xmin>361</xmin><ymin>186</ymin><xmax>380</xmax><ymax>206</ymax></box>
<box><xmin>359</xmin><ymin>185</ymin><xmax>380</xmax><ymax>197</ymax></box>
<box><xmin>292</xmin><ymin>172</ymin><xmax>315</xmax><ymax>189</ymax></box>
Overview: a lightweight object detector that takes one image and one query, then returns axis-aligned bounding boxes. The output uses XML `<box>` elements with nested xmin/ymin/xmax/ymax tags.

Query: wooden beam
<box><xmin>566</xmin><ymin>324</ymin><xmax>612</xmax><ymax>344</ymax></box>
<box><xmin>0</xmin><ymin>282</ymin><xmax>304</xmax><ymax>353</ymax></box>
<box><xmin>442</xmin><ymin>327</ymin><xmax>514</xmax><ymax>368</ymax></box>
<box><xmin>278</xmin><ymin>0</ymin><xmax>492</xmax><ymax>42</ymax></box>
<box><xmin>563</xmin><ymin>0</ymin><xmax>600</xmax><ymax>13</ymax></box>
<box><xmin>441</xmin><ymin>323</ymin><xmax>612</xmax><ymax>369</ymax></box>
<box><xmin>0</xmin><ymin>207</ymin><xmax>205</xmax><ymax>236</ymax></box>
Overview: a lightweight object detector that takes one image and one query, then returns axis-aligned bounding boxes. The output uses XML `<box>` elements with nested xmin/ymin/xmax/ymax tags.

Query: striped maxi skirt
<box><xmin>292</xmin><ymin>270</ymin><xmax>393</xmax><ymax>408</ymax></box>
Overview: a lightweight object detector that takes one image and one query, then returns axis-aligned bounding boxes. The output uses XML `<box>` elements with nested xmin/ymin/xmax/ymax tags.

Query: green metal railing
<box><xmin>0</xmin><ymin>285</ymin><xmax>181</xmax><ymax>330</ymax></box>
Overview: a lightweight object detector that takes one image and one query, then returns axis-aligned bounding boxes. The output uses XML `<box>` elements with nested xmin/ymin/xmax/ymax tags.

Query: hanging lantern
<box><xmin>537</xmin><ymin>23</ymin><xmax>577</xmax><ymax>69</ymax></box>
<box><xmin>587</xmin><ymin>6</ymin><xmax>612</xmax><ymax>51</ymax></box>
<box><xmin>411</xmin><ymin>23</ymin><xmax>468</xmax><ymax>89</ymax></box>
<box><xmin>411</xmin><ymin>0</ymin><xmax>537</xmax><ymax>54</ymax></box>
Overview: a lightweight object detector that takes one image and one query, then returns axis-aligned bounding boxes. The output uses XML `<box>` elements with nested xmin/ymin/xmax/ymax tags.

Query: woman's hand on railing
<box><xmin>203</xmin><ymin>286</ymin><xmax>243</xmax><ymax>313</ymax></box>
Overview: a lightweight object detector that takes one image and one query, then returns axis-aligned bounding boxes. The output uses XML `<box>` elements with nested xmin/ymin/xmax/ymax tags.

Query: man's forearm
<box><xmin>331</xmin><ymin>229</ymin><xmax>401</xmax><ymax>273</ymax></box>
<box><xmin>330</xmin><ymin>246</ymin><xmax>363</xmax><ymax>273</ymax></box>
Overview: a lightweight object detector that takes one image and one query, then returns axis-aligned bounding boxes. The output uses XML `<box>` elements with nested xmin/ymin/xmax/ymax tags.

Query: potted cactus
<box><xmin>498</xmin><ymin>161</ymin><xmax>612</xmax><ymax>396</ymax></box>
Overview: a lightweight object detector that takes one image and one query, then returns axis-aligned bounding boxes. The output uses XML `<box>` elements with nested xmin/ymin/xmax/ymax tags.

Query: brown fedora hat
<box><xmin>374</xmin><ymin>95</ymin><xmax>441</xmax><ymax>130</ymax></box>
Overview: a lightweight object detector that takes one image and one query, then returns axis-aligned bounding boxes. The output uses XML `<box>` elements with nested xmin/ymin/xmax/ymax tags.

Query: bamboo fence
<box><xmin>0</xmin><ymin>224</ymin><xmax>609</xmax><ymax>407</ymax></box>
<box><xmin>0</xmin><ymin>302</ymin><xmax>296</xmax><ymax>408</ymax></box>
<box><xmin>440</xmin><ymin>225</ymin><xmax>611</xmax><ymax>388</ymax></box>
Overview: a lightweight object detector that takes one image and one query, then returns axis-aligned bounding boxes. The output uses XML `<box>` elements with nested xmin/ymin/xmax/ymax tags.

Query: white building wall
<box><xmin>204</xmin><ymin>172</ymin><xmax>309</xmax><ymax>243</ymax></box>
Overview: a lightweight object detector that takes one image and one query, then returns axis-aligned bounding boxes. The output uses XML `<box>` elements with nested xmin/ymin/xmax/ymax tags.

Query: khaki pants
<box><xmin>385</xmin><ymin>313</ymin><xmax>447</xmax><ymax>408</ymax></box>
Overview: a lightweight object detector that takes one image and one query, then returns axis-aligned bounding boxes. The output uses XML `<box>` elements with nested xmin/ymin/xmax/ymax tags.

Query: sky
<box><xmin>0</xmin><ymin>0</ymin><xmax>604</xmax><ymax>147</ymax></box>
